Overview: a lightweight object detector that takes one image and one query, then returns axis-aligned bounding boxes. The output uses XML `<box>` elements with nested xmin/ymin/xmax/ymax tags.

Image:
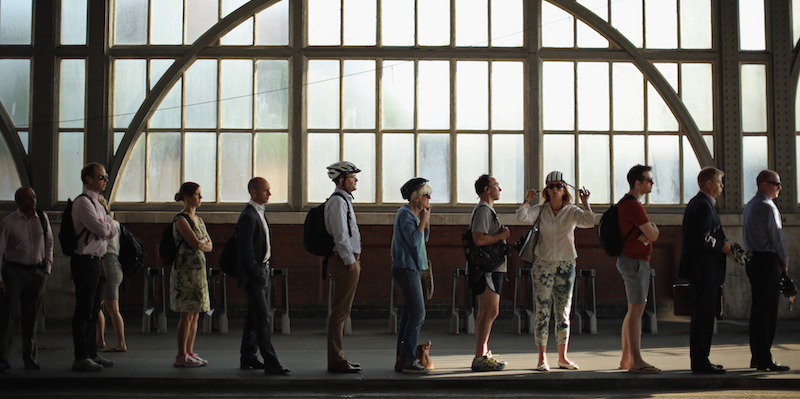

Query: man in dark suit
<box><xmin>677</xmin><ymin>167</ymin><xmax>732</xmax><ymax>374</ymax></box>
<box><xmin>236</xmin><ymin>177</ymin><xmax>288</xmax><ymax>375</ymax></box>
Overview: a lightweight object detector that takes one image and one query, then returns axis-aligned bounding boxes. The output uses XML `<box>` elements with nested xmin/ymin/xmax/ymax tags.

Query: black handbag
<box><xmin>462</xmin><ymin>206</ymin><xmax>509</xmax><ymax>273</ymax></box>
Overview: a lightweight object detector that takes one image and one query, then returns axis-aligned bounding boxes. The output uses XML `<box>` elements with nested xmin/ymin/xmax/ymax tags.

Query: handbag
<box><xmin>462</xmin><ymin>204</ymin><xmax>510</xmax><ymax>273</ymax></box>
<box><xmin>514</xmin><ymin>207</ymin><xmax>542</xmax><ymax>263</ymax></box>
<box><xmin>421</xmin><ymin>260</ymin><xmax>434</xmax><ymax>300</ymax></box>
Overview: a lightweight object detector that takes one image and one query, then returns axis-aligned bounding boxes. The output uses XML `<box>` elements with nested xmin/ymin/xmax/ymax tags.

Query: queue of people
<box><xmin>0</xmin><ymin>162</ymin><xmax>792</xmax><ymax>377</ymax></box>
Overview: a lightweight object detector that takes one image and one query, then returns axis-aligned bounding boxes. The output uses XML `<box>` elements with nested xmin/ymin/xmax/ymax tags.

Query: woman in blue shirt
<box><xmin>391</xmin><ymin>177</ymin><xmax>432</xmax><ymax>374</ymax></box>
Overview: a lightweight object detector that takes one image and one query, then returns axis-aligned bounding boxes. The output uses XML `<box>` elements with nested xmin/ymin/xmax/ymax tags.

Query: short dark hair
<box><xmin>248</xmin><ymin>177</ymin><xmax>265</xmax><ymax>193</ymax></box>
<box><xmin>81</xmin><ymin>162</ymin><xmax>103</xmax><ymax>184</ymax></box>
<box><xmin>14</xmin><ymin>187</ymin><xmax>32</xmax><ymax>203</ymax></box>
<box><xmin>174</xmin><ymin>182</ymin><xmax>200</xmax><ymax>202</ymax></box>
<box><xmin>627</xmin><ymin>164</ymin><xmax>652</xmax><ymax>189</ymax></box>
<box><xmin>697</xmin><ymin>167</ymin><xmax>723</xmax><ymax>188</ymax></box>
<box><xmin>474</xmin><ymin>174</ymin><xmax>491</xmax><ymax>196</ymax></box>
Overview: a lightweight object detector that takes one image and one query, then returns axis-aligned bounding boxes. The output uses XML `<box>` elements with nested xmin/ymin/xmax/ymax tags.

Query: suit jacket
<box><xmin>236</xmin><ymin>204</ymin><xmax>272</xmax><ymax>288</ymax></box>
<box><xmin>677</xmin><ymin>192</ymin><xmax>727</xmax><ymax>285</ymax></box>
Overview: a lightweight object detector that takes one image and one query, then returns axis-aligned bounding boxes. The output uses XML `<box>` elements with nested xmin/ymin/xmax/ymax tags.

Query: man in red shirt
<box><xmin>616</xmin><ymin>165</ymin><xmax>660</xmax><ymax>374</ymax></box>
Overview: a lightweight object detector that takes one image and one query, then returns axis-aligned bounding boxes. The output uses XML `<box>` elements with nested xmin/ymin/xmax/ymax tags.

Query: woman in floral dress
<box><xmin>169</xmin><ymin>182</ymin><xmax>213</xmax><ymax>367</ymax></box>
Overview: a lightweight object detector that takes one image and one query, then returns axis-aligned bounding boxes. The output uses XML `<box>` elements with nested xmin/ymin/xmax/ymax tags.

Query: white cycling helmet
<box><xmin>326</xmin><ymin>161</ymin><xmax>361</xmax><ymax>181</ymax></box>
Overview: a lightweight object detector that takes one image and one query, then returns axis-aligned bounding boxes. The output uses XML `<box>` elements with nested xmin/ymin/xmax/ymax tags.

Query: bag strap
<box><xmin>328</xmin><ymin>192</ymin><xmax>352</xmax><ymax>238</ymax></box>
<box><xmin>73</xmin><ymin>193</ymin><xmax>93</xmax><ymax>245</ymax></box>
<box><xmin>36</xmin><ymin>209</ymin><xmax>47</xmax><ymax>237</ymax></box>
<box><xmin>173</xmin><ymin>213</ymin><xmax>196</xmax><ymax>250</ymax></box>
<box><xmin>617</xmin><ymin>194</ymin><xmax>638</xmax><ymax>242</ymax></box>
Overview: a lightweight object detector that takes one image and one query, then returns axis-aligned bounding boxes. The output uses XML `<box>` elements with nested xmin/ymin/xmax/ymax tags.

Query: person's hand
<box><xmin>637</xmin><ymin>233</ymin><xmax>650</xmax><ymax>246</ymax></box>
<box><xmin>348</xmin><ymin>262</ymin><xmax>357</xmax><ymax>272</ymax></box>
<box><xmin>579</xmin><ymin>187</ymin><xmax>591</xmax><ymax>203</ymax></box>
<box><xmin>722</xmin><ymin>241</ymin><xmax>733</xmax><ymax>256</ymax></box>
<box><xmin>525</xmin><ymin>189</ymin><xmax>538</xmax><ymax>203</ymax></box>
<box><xmin>498</xmin><ymin>226</ymin><xmax>511</xmax><ymax>241</ymax></box>
<box><xmin>419</xmin><ymin>207</ymin><xmax>431</xmax><ymax>225</ymax></box>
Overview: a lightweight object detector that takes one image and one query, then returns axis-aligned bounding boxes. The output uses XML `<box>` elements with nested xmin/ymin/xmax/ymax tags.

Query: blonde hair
<box><xmin>410</xmin><ymin>184</ymin><xmax>433</xmax><ymax>201</ymax></box>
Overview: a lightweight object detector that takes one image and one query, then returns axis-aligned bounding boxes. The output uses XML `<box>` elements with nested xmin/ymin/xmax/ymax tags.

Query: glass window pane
<box><xmin>18</xmin><ymin>131</ymin><xmax>28</xmax><ymax>154</ymax></box>
<box><xmin>185</xmin><ymin>59</ymin><xmax>218</xmax><ymax>129</ymax></box>
<box><xmin>308</xmin><ymin>0</ymin><xmax>341</xmax><ymax>46</ymax></box>
<box><xmin>113</xmin><ymin>0</ymin><xmax>147</xmax><ymax>45</ymax></box>
<box><xmin>612</xmin><ymin>63</ymin><xmax>644</xmax><ymax>131</ymax></box>
<box><xmin>256</xmin><ymin>60</ymin><xmax>289</xmax><ymax>129</ymax></box>
<box><xmin>148</xmin><ymin>133</ymin><xmax>182</xmax><ymax>202</ymax></box>
<box><xmin>150</xmin><ymin>79</ymin><xmax>182</xmax><ymax>129</ymax></box>
<box><xmin>0</xmin><ymin>59</ymin><xmax>30</xmax><ymax>128</ymax></box>
<box><xmin>57</xmin><ymin>132</ymin><xmax>85</xmax><ymax>201</ymax></box>
<box><xmin>343</xmin><ymin>133</ymin><xmax>376</xmax><ymax>203</ymax></box>
<box><xmin>307</xmin><ymin>133</ymin><xmax>340</xmax><ymax>203</ymax></box>
<box><xmin>492</xmin><ymin>61</ymin><xmax>524</xmax><ymax>130</ymax></box>
<box><xmin>219</xmin><ymin>133</ymin><xmax>252</xmax><ymax>202</ymax></box>
<box><xmin>0</xmin><ymin>134</ymin><xmax>22</xmax><ymax>200</ymax></box>
<box><xmin>457</xmin><ymin>134</ymin><xmax>488</xmax><ymax>203</ymax></box>
<box><xmin>61</xmin><ymin>0</ymin><xmax>87</xmax><ymax>45</ymax></box>
<box><xmin>186</xmin><ymin>0</ymin><xmax>219</xmax><ymax>44</ymax></box>
<box><xmin>491</xmin><ymin>0</ymin><xmax>523</xmax><ymax>47</ymax></box>
<box><xmin>543</xmin><ymin>61</ymin><xmax>575</xmax><ymax>131</ymax></box>
<box><xmin>307</xmin><ymin>60</ymin><xmax>340</xmax><ymax>129</ymax></box>
<box><xmin>577</xmin><ymin>62</ymin><xmax>609</xmax><ymax>131</ymax></box>
<box><xmin>418</xmin><ymin>61</ymin><xmax>450</xmax><ymax>129</ymax></box>
<box><xmin>220</xmin><ymin>59</ymin><xmax>253</xmax><ymax>129</ymax></box>
<box><xmin>541</xmin><ymin>1</ymin><xmax>574</xmax><ymax>48</ymax></box>
<box><xmin>742</xmin><ymin>135</ymin><xmax>768</xmax><ymax>203</ymax></box>
<box><xmin>611</xmin><ymin>0</ymin><xmax>643</xmax><ymax>48</ymax></box>
<box><xmin>151</xmin><ymin>0</ymin><xmax>183</xmax><ymax>45</ymax></box>
<box><xmin>645</xmin><ymin>0</ymin><xmax>677</xmax><ymax>49</ymax></box>
<box><xmin>0</xmin><ymin>0</ymin><xmax>32</xmax><ymax>45</ymax></box>
<box><xmin>343</xmin><ymin>60</ymin><xmax>376</xmax><ymax>129</ymax></box>
<box><xmin>577</xmin><ymin>0</ymin><xmax>608</xmax><ymax>48</ymax></box>
<box><xmin>796</xmin><ymin>81</ymin><xmax>800</xmax><ymax>131</ymax></box>
<box><xmin>185</xmin><ymin>132</ymin><xmax>218</xmax><ymax>202</ymax></box>
<box><xmin>419</xmin><ymin>134</ymin><xmax>450</xmax><ymax>203</ymax></box>
<box><xmin>419</xmin><ymin>0</ymin><xmax>450</xmax><ymax>46</ymax></box>
<box><xmin>492</xmin><ymin>134</ymin><xmax>524</xmax><ymax>204</ymax></box>
<box><xmin>741</xmin><ymin>64</ymin><xmax>767</xmax><ymax>132</ymax></box>
<box><xmin>114</xmin><ymin>131</ymin><xmax>124</xmax><ymax>154</ymax></box>
<box><xmin>457</xmin><ymin>61</ymin><xmax>489</xmax><ymax>130</ymax></box>
<box><xmin>59</xmin><ymin>59</ymin><xmax>85</xmax><ymax>129</ymax></box>
<box><xmin>543</xmin><ymin>135</ymin><xmax>575</xmax><ymax>189</ymax></box>
<box><xmin>382</xmin><ymin>133</ymin><xmax>415</xmax><ymax>203</ymax></box>
<box><xmin>648</xmin><ymin>63</ymin><xmax>679</xmax><ymax>132</ymax></box>
<box><xmin>682</xmin><ymin>135</ymin><xmax>714</xmax><ymax>203</ymax></box>
<box><xmin>221</xmin><ymin>17</ymin><xmax>254</xmax><ymax>45</ymax></box>
<box><xmin>115</xmin><ymin>134</ymin><xmax>145</xmax><ymax>202</ymax></box>
<box><xmin>648</xmin><ymin>135</ymin><xmax>680</xmax><ymax>204</ymax></box>
<box><xmin>220</xmin><ymin>0</ymin><xmax>247</xmax><ymax>18</ymax></box>
<box><xmin>381</xmin><ymin>60</ymin><xmax>414</xmax><ymax>129</ymax></box>
<box><xmin>794</xmin><ymin>0</ymin><xmax>800</xmax><ymax>46</ymax></box>
<box><xmin>739</xmin><ymin>0</ymin><xmax>766</xmax><ymax>51</ymax></box>
<box><xmin>680</xmin><ymin>0</ymin><xmax>711</xmax><ymax>49</ymax></box>
<box><xmin>456</xmin><ymin>0</ymin><xmax>488</xmax><ymax>47</ymax></box>
<box><xmin>344</xmin><ymin>0</ymin><xmax>376</xmax><ymax>46</ymax></box>
<box><xmin>113</xmin><ymin>59</ymin><xmax>146</xmax><ymax>129</ymax></box>
<box><xmin>382</xmin><ymin>0</ymin><xmax>414</xmax><ymax>46</ymax></box>
<box><xmin>579</xmin><ymin>134</ymin><xmax>610</xmax><ymax>203</ymax></box>
<box><xmin>612</xmin><ymin>135</ymin><xmax>644</xmax><ymax>200</ymax></box>
<box><xmin>256</xmin><ymin>0</ymin><xmax>289</xmax><ymax>45</ymax></box>
<box><xmin>681</xmin><ymin>63</ymin><xmax>713</xmax><ymax>131</ymax></box>
<box><xmin>254</xmin><ymin>132</ymin><xmax>288</xmax><ymax>203</ymax></box>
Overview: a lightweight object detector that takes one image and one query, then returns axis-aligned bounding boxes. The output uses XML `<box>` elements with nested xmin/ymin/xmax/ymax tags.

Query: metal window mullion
<box><xmin>607</xmin><ymin>60</ymin><xmax>614</xmax><ymax>198</ymax></box>
<box><xmin>573</xmin><ymin>60</ymin><xmax>579</xmax><ymax>189</ymax></box>
<box><xmin>677</xmin><ymin>62</ymin><xmax>684</xmax><ymax>204</ymax></box>
<box><xmin>450</xmin><ymin>59</ymin><xmax>457</xmax><ymax>205</ymax></box>
<box><xmin>375</xmin><ymin>58</ymin><xmax>383</xmax><ymax>205</ymax></box>
<box><xmin>414</xmin><ymin>0</ymin><xmax>419</xmax><ymax>47</ymax></box>
<box><xmin>339</xmin><ymin>58</ymin><xmax>344</xmax><ymax>159</ymax></box>
<box><xmin>414</xmin><ymin>60</ymin><xmax>420</xmax><ymax>176</ymax></box>
<box><xmin>641</xmin><ymin>0</ymin><xmax>647</xmax><ymax>49</ymax></box>
<box><xmin>217</xmin><ymin>59</ymin><xmax>223</xmax><ymax>202</ymax></box>
<box><xmin>642</xmin><ymin>68</ymin><xmax>650</xmax><ymax>205</ymax></box>
<box><xmin>340</xmin><ymin>0</ymin><xmax>345</xmax><ymax>46</ymax></box>
<box><xmin>144</xmin><ymin>132</ymin><xmax>150</xmax><ymax>202</ymax></box>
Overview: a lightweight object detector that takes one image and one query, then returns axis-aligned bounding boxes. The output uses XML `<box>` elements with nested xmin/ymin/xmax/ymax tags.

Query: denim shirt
<box><xmin>391</xmin><ymin>204</ymin><xmax>429</xmax><ymax>272</ymax></box>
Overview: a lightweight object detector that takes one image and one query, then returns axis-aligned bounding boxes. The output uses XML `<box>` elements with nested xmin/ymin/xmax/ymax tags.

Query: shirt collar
<box><xmin>12</xmin><ymin>209</ymin><xmax>38</xmax><ymax>220</ymax></box>
<box><xmin>334</xmin><ymin>187</ymin><xmax>353</xmax><ymax>200</ymax></box>
<box><xmin>82</xmin><ymin>187</ymin><xmax>100</xmax><ymax>201</ymax></box>
<box><xmin>701</xmin><ymin>191</ymin><xmax>716</xmax><ymax>206</ymax></box>
<box><xmin>248</xmin><ymin>199</ymin><xmax>265</xmax><ymax>213</ymax></box>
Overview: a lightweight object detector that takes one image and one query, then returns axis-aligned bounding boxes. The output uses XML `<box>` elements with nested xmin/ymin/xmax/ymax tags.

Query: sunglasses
<box><xmin>98</xmin><ymin>175</ymin><xmax>109</xmax><ymax>181</ymax></box>
<box><xmin>546</xmin><ymin>183</ymin><xmax>564</xmax><ymax>190</ymax></box>
<box><xmin>765</xmin><ymin>181</ymin><xmax>782</xmax><ymax>188</ymax></box>
<box><xmin>639</xmin><ymin>178</ymin><xmax>654</xmax><ymax>184</ymax></box>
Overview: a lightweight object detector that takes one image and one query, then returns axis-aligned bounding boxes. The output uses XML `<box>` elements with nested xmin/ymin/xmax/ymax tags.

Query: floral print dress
<box><xmin>169</xmin><ymin>213</ymin><xmax>210</xmax><ymax>313</ymax></box>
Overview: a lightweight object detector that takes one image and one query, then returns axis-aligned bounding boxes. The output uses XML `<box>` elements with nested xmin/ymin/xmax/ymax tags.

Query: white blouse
<box><xmin>516</xmin><ymin>202</ymin><xmax>595</xmax><ymax>261</ymax></box>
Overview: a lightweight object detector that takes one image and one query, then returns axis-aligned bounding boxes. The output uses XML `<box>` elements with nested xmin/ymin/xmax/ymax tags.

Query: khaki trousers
<box><xmin>327</xmin><ymin>254</ymin><xmax>361</xmax><ymax>365</ymax></box>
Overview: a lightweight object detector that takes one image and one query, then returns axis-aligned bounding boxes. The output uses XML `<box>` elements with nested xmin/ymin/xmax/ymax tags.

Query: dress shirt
<box><xmin>0</xmin><ymin>209</ymin><xmax>54</xmax><ymax>281</ymax></box>
<box><xmin>516</xmin><ymin>202</ymin><xmax>595</xmax><ymax>261</ymax></box>
<box><xmin>743</xmin><ymin>191</ymin><xmax>788</xmax><ymax>264</ymax></box>
<box><xmin>72</xmin><ymin>188</ymin><xmax>118</xmax><ymax>257</ymax></box>
<box><xmin>324</xmin><ymin>187</ymin><xmax>361</xmax><ymax>265</ymax></box>
<box><xmin>248</xmin><ymin>199</ymin><xmax>271</xmax><ymax>263</ymax></box>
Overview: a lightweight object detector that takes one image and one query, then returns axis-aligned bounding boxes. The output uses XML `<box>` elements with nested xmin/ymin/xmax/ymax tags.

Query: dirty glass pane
<box><xmin>612</xmin><ymin>63</ymin><xmax>644</xmax><ymax>131</ymax></box>
<box><xmin>0</xmin><ymin>0</ymin><xmax>32</xmax><ymax>45</ymax></box>
<box><xmin>457</xmin><ymin>134</ymin><xmax>488</xmax><ymax>203</ymax></box>
<box><xmin>307</xmin><ymin>60</ymin><xmax>340</xmax><ymax>129</ymax></box>
<box><xmin>57</xmin><ymin>132</ymin><xmax>85</xmax><ymax>201</ymax></box>
<box><xmin>381</xmin><ymin>60</ymin><xmax>414</xmax><ymax>129</ymax></box>
<box><xmin>382</xmin><ymin>133</ymin><xmax>414</xmax><ymax>203</ymax></box>
<box><xmin>115</xmin><ymin>134</ymin><xmax>145</xmax><ymax>202</ymax></box>
<box><xmin>680</xmin><ymin>0</ymin><xmax>711</xmax><ymax>49</ymax></box>
<box><xmin>578</xmin><ymin>134</ymin><xmax>610</xmax><ymax>203</ymax></box>
<box><xmin>419</xmin><ymin>134</ymin><xmax>450</xmax><ymax>203</ymax></box>
<box><xmin>0</xmin><ymin>59</ymin><xmax>30</xmax><ymax>128</ymax></box>
<box><xmin>739</xmin><ymin>0</ymin><xmax>766</xmax><ymax>51</ymax></box>
<box><xmin>418</xmin><ymin>0</ymin><xmax>449</xmax><ymax>46</ymax></box>
<box><xmin>185</xmin><ymin>59</ymin><xmax>218</xmax><ymax>129</ymax></box>
<box><xmin>648</xmin><ymin>135</ymin><xmax>680</xmax><ymax>204</ymax></box>
<box><xmin>114</xmin><ymin>131</ymin><xmax>124</xmax><ymax>154</ymax></box>
<box><xmin>612</xmin><ymin>135</ymin><xmax>644</xmax><ymax>201</ymax></box>
<box><xmin>61</xmin><ymin>0</ymin><xmax>87</xmax><ymax>45</ymax></box>
<box><xmin>418</xmin><ymin>61</ymin><xmax>450</xmax><ymax>129</ymax></box>
<box><xmin>342</xmin><ymin>60</ymin><xmax>376</xmax><ymax>129</ymax></box>
<box><xmin>220</xmin><ymin>59</ymin><xmax>253</xmax><ymax>129</ymax></box>
<box><xmin>59</xmin><ymin>59</ymin><xmax>84</xmax><ymax>129</ymax></box>
<box><xmin>543</xmin><ymin>62</ymin><xmax>574</xmax><ymax>131</ymax></box>
<box><xmin>256</xmin><ymin>0</ymin><xmax>289</xmax><ymax>45</ymax></box>
<box><xmin>541</xmin><ymin>1</ymin><xmax>573</xmax><ymax>48</ymax></box>
<box><xmin>343</xmin><ymin>133</ymin><xmax>376</xmax><ymax>203</ymax></box>
<box><xmin>456</xmin><ymin>0</ymin><xmax>488</xmax><ymax>47</ymax></box>
<box><xmin>492</xmin><ymin>61</ymin><xmax>523</xmax><ymax>130</ymax></box>
<box><xmin>307</xmin><ymin>133</ymin><xmax>340</xmax><ymax>203</ymax></box>
<box><xmin>185</xmin><ymin>132</ymin><xmax>218</xmax><ymax>202</ymax></box>
<box><xmin>682</xmin><ymin>135</ymin><xmax>714</xmax><ymax>203</ymax></box>
<box><xmin>114</xmin><ymin>0</ymin><xmax>147</xmax><ymax>45</ymax></box>
<box><xmin>256</xmin><ymin>60</ymin><xmax>289</xmax><ymax>129</ymax></box>
<box><xmin>382</xmin><ymin>0</ymin><xmax>414</xmax><ymax>46</ymax></box>
<box><xmin>492</xmin><ymin>134</ymin><xmax>524</xmax><ymax>204</ymax></box>
<box><xmin>186</xmin><ymin>0</ymin><xmax>219</xmax><ymax>44</ymax></box>
<box><xmin>148</xmin><ymin>133</ymin><xmax>182</xmax><ymax>202</ymax></box>
<box><xmin>308</xmin><ymin>0</ymin><xmax>341</xmax><ymax>46</ymax></box>
<box><xmin>344</xmin><ymin>0</ymin><xmax>376</xmax><ymax>46</ymax></box>
<box><xmin>221</xmin><ymin>17</ymin><xmax>253</xmax><ymax>46</ymax></box>
<box><xmin>577</xmin><ymin>0</ymin><xmax>608</xmax><ymax>48</ymax></box>
<box><xmin>577</xmin><ymin>62</ymin><xmax>609</xmax><ymax>131</ymax></box>
<box><xmin>151</xmin><ymin>0</ymin><xmax>182</xmax><ymax>45</ymax></box>
<box><xmin>219</xmin><ymin>133</ymin><xmax>252</xmax><ymax>202</ymax></box>
<box><xmin>645</xmin><ymin>0</ymin><xmax>677</xmax><ymax>49</ymax></box>
<box><xmin>221</xmin><ymin>0</ymin><xmax>246</xmax><ymax>18</ymax></box>
<box><xmin>681</xmin><ymin>63</ymin><xmax>713</xmax><ymax>131</ymax></box>
<box><xmin>150</xmin><ymin>59</ymin><xmax>182</xmax><ymax>129</ymax></box>
<box><xmin>543</xmin><ymin>134</ymin><xmax>575</xmax><ymax>190</ymax></box>
<box><xmin>795</xmin><ymin>0</ymin><xmax>800</xmax><ymax>46</ymax></box>
<box><xmin>18</xmin><ymin>131</ymin><xmax>28</xmax><ymax>154</ymax></box>
<box><xmin>457</xmin><ymin>61</ymin><xmax>488</xmax><ymax>130</ymax></box>
<box><xmin>647</xmin><ymin>64</ymin><xmax>679</xmax><ymax>131</ymax></box>
<box><xmin>611</xmin><ymin>0</ymin><xmax>642</xmax><ymax>48</ymax></box>
<box><xmin>491</xmin><ymin>0</ymin><xmax>523</xmax><ymax>47</ymax></box>
<box><xmin>254</xmin><ymin>132</ymin><xmax>288</xmax><ymax>203</ymax></box>
<box><xmin>113</xmin><ymin>59</ymin><xmax>146</xmax><ymax>129</ymax></box>
<box><xmin>742</xmin><ymin>135</ymin><xmax>768</xmax><ymax>203</ymax></box>
<box><xmin>741</xmin><ymin>64</ymin><xmax>767</xmax><ymax>132</ymax></box>
<box><xmin>0</xmin><ymin>134</ymin><xmax>22</xmax><ymax>200</ymax></box>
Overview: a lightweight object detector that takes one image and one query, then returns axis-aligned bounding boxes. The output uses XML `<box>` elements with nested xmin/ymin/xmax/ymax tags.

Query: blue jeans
<box><xmin>392</xmin><ymin>268</ymin><xmax>425</xmax><ymax>364</ymax></box>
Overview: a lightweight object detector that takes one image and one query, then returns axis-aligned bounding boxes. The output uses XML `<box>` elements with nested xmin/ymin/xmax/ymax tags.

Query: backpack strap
<box><xmin>173</xmin><ymin>213</ymin><xmax>196</xmax><ymax>250</ymax></box>
<box><xmin>328</xmin><ymin>192</ymin><xmax>352</xmax><ymax>238</ymax></box>
<box><xmin>618</xmin><ymin>194</ymin><xmax>638</xmax><ymax>243</ymax></box>
<box><xmin>35</xmin><ymin>209</ymin><xmax>47</xmax><ymax>237</ymax></box>
<box><xmin>74</xmin><ymin>193</ymin><xmax>93</xmax><ymax>246</ymax></box>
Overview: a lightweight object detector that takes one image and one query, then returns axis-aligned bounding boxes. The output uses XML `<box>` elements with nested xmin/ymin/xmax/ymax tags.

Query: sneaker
<box><xmin>92</xmin><ymin>355</ymin><xmax>115</xmax><ymax>368</ymax></box>
<box><xmin>471</xmin><ymin>352</ymin><xmax>507</xmax><ymax>372</ymax></box>
<box><xmin>402</xmin><ymin>360</ymin><xmax>432</xmax><ymax>374</ymax></box>
<box><xmin>189</xmin><ymin>353</ymin><xmax>208</xmax><ymax>366</ymax></box>
<box><xmin>174</xmin><ymin>354</ymin><xmax>205</xmax><ymax>368</ymax></box>
<box><xmin>72</xmin><ymin>358</ymin><xmax>103</xmax><ymax>372</ymax></box>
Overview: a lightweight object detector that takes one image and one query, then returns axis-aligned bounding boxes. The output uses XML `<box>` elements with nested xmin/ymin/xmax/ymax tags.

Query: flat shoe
<box><xmin>558</xmin><ymin>360</ymin><xmax>579</xmax><ymax>370</ymax></box>
<box><xmin>103</xmin><ymin>347</ymin><xmax>126</xmax><ymax>353</ymax></box>
<box><xmin>628</xmin><ymin>366</ymin><xmax>660</xmax><ymax>374</ymax></box>
<box><xmin>536</xmin><ymin>362</ymin><xmax>550</xmax><ymax>371</ymax></box>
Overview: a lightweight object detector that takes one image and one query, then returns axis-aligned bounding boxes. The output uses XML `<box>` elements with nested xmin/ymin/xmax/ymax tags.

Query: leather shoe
<box><xmin>264</xmin><ymin>364</ymin><xmax>290</xmax><ymax>375</ymax></box>
<box><xmin>692</xmin><ymin>365</ymin><xmax>726</xmax><ymax>374</ymax></box>
<box><xmin>240</xmin><ymin>358</ymin><xmax>265</xmax><ymax>370</ymax></box>
<box><xmin>347</xmin><ymin>360</ymin><xmax>361</xmax><ymax>368</ymax></box>
<box><xmin>23</xmin><ymin>360</ymin><xmax>40</xmax><ymax>371</ymax></box>
<box><xmin>757</xmin><ymin>363</ymin><xmax>790</xmax><ymax>372</ymax></box>
<box><xmin>328</xmin><ymin>361</ymin><xmax>361</xmax><ymax>373</ymax></box>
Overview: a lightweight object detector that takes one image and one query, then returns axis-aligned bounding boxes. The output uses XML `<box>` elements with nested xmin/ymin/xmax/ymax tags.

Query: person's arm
<box><xmin>328</xmin><ymin>197</ymin><xmax>357</xmax><ymax>266</ymax></box>
<box><xmin>767</xmin><ymin>206</ymin><xmax>789</xmax><ymax>271</ymax></box>
<box><xmin>638</xmin><ymin>222</ymin><xmax>659</xmax><ymax>243</ymax></box>
<box><xmin>43</xmin><ymin>212</ymin><xmax>53</xmax><ymax>273</ymax></box>
<box><xmin>472</xmin><ymin>207</ymin><xmax>510</xmax><ymax>246</ymax></box>
<box><xmin>516</xmin><ymin>189</ymin><xmax>541</xmax><ymax>224</ymax></box>
<box><xmin>236</xmin><ymin>211</ymin><xmax>263</xmax><ymax>281</ymax></box>
<box><xmin>176</xmin><ymin>216</ymin><xmax>211</xmax><ymax>252</ymax></box>
<box><xmin>73</xmin><ymin>196</ymin><xmax>116</xmax><ymax>239</ymax></box>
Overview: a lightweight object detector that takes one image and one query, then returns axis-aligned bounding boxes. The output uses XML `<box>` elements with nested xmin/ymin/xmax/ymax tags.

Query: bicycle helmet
<box><xmin>326</xmin><ymin>161</ymin><xmax>361</xmax><ymax>181</ymax></box>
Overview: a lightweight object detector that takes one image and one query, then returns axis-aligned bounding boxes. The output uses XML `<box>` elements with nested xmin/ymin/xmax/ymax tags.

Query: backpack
<box><xmin>218</xmin><ymin>229</ymin><xmax>238</xmax><ymax>278</ymax></box>
<box><xmin>462</xmin><ymin>204</ymin><xmax>509</xmax><ymax>273</ymax></box>
<box><xmin>158</xmin><ymin>213</ymin><xmax>194</xmax><ymax>265</ymax></box>
<box><xmin>58</xmin><ymin>194</ymin><xmax>90</xmax><ymax>256</ymax></box>
<box><xmin>597</xmin><ymin>194</ymin><xmax>636</xmax><ymax>257</ymax></box>
<box><xmin>118</xmin><ymin>224</ymin><xmax>145</xmax><ymax>277</ymax></box>
<box><xmin>303</xmin><ymin>192</ymin><xmax>351</xmax><ymax>257</ymax></box>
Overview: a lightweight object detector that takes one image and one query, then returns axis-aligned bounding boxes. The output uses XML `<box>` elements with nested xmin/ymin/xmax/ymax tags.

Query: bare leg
<box><xmin>186</xmin><ymin>312</ymin><xmax>199</xmax><ymax>355</ymax></box>
<box><xmin>538</xmin><ymin>345</ymin><xmax>548</xmax><ymax>367</ymax></box>
<box><xmin>176</xmin><ymin>312</ymin><xmax>195</xmax><ymax>355</ymax></box>
<box><xmin>95</xmin><ymin>301</ymin><xmax>106</xmax><ymax>348</ymax></box>
<box><xmin>474</xmin><ymin>289</ymin><xmax>500</xmax><ymax>357</ymax></box>
<box><xmin>104</xmin><ymin>300</ymin><xmax>127</xmax><ymax>351</ymax></box>
<box><xmin>621</xmin><ymin>303</ymin><xmax>657</xmax><ymax>371</ymax></box>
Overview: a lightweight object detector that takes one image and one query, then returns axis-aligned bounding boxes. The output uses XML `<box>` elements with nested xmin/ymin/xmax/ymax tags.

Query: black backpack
<box><xmin>218</xmin><ymin>229</ymin><xmax>238</xmax><ymax>278</ymax></box>
<box><xmin>158</xmin><ymin>213</ymin><xmax>194</xmax><ymax>265</ymax></box>
<box><xmin>598</xmin><ymin>194</ymin><xmax>636</xmax><ymax>257</ymax></box>
<box><xmin>303</xmin><ymin>192</ymin><xmax>350</xmax><ymax>257</ymax></box>
<box><xmin>58</xmin><ymin>194</ymin><xmax>90</xmax><ymax>256</ymax></box>
<box><xmin>118</xmin><ymin>224</ymin><xmax>145</xmax><ymax>277</ymax></box>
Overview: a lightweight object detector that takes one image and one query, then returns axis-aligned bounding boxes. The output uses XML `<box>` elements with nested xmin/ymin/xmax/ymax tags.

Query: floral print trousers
<box><xmin>531</xmin><ymin>257</ymin><xmax>576</xmax><ymax>346</ymax></box>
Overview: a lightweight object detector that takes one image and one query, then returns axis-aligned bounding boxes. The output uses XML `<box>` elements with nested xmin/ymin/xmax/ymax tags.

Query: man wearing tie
<box><xmin>236</xmin><ymin>177</ymin><xmax>288</xmax><ymax>375</ymax></box>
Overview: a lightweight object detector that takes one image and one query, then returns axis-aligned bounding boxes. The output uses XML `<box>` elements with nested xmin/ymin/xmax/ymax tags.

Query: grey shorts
<box><xmin>616</xmin><ymin>255</ymin><xmax>650</xmax><ymax>304</ymax></box>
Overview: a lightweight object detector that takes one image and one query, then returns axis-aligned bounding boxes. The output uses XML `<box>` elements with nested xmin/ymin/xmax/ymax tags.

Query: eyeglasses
<box><xmin>639</xmin><ymin>178</ymin><xmax>654</xmax><ymax>184</ymax></box>
<box><xmin>765</xmin><ymin>181</ymin><xmax>782</xmax><ymax>188</ymax></box>
<box><xmin>422</xmin><ymin>194</ymin><xmax>431</xmax><ymax>199</ymax></box>
<box><xmin>98</xmin><ymin>175</ymin><xmax>109</xmax><ymax>181</ymax></box>
<box><xmin>546</xmin><ymin>183</ymin><xmax>564</xmax><ymax>190</ymax></box>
